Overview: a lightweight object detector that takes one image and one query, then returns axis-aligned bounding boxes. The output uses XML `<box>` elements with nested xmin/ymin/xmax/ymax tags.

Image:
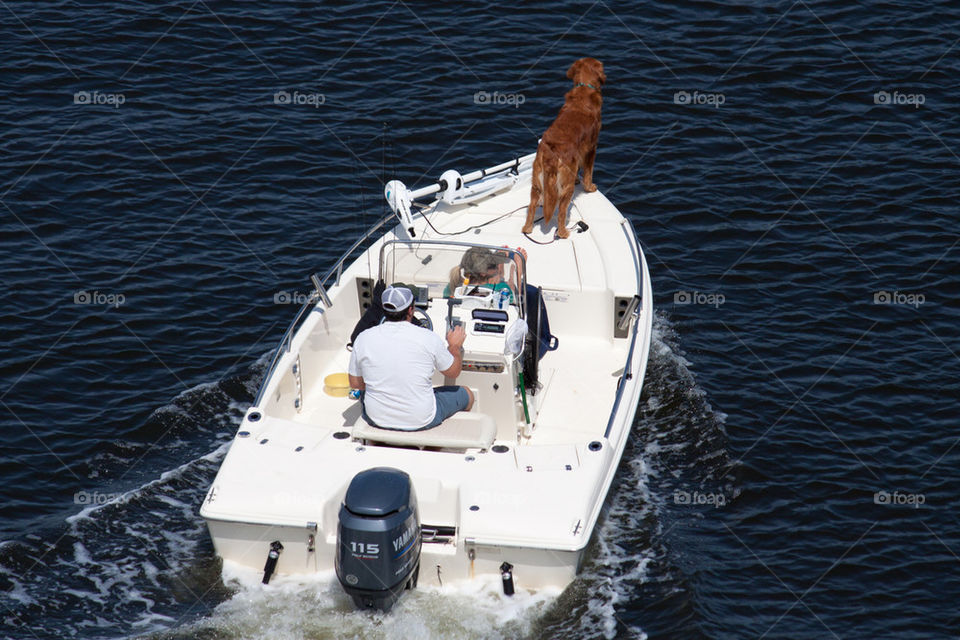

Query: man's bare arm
<box><xmin>440</xmin><ymin>325</ymin><xmax>466</xmax><ymax>378</ymax></box>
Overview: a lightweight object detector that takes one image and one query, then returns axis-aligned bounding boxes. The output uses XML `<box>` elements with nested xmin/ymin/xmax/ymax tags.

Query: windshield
<box><xmin>378</xmin><ymin>240</ymin><xmax>526</xmax><ymax>316</ymax></box>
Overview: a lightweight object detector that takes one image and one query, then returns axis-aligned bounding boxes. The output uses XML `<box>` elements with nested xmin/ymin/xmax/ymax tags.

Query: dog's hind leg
<box><xmin>555</xmin><ymin>162</ymin><xmax>576</xmax><ymax>239</ymax></box>
<box><xmin>523</xmin><ymin>179</ymin><xmax>540</xmax><ymax>234</ymax></box>
<box><xmin>581</xmin><ymin>145</ymin><xmax>598</xmax><ymax>192</ymax></box>
<box><xmin>523</xmin><ymin>154</ymin><xmax>544</xmax><ymax>234</ymax></box>
<box><xmin>541</xmin><ymin>162</ymin><xmax>560</xmax><ymax>228</ymax></box>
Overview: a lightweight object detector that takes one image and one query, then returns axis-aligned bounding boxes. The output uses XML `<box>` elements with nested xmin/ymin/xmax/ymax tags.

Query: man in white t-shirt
<box><xmin>348</xmin><ymin>286</ymin><xmax>474</xmax><ymax>430</ymax></box>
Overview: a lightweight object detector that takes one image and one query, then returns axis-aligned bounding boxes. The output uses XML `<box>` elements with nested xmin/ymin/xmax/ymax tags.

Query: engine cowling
<box><xmin>335</xmin><ymin>467</ymin><xmax>421</xmax><ymax>611</ymax></box>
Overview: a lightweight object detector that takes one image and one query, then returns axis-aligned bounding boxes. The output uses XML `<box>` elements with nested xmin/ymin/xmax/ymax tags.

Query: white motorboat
<box><xmin>200</xmin><ymin>149</ymin><xmax>653</xmax><ymax>610</ymax></box>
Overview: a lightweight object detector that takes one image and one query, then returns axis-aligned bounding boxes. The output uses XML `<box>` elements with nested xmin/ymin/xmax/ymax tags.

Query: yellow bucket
<box><xmin>323</xmin><ymin>372</ymin><xmax>351</xmax><ymax>397</ymax></box>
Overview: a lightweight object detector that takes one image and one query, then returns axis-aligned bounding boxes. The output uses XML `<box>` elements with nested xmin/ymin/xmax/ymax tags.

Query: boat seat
<box><xmin>352</xmin><ymin>412</ymin><xmax>497</xmax><ymax>450</ymax></box>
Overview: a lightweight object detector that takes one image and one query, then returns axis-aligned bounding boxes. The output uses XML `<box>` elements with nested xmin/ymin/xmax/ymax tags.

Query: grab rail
<box><xmin>252</xmin><ymin>211</ymin><xmax>394</xmax><ymax>407</ymax></box>
<box><xmin>376</xmin><ymin>239</ymin><xmax>528</xmax><ymax>319</ymax></box>
<box><xmin>604</xmin><ymin>219</ymin><xmax>647</xmax><ymax>439</ymax></box>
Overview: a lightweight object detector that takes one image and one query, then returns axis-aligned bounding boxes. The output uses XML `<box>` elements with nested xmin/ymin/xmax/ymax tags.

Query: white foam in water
<box><xmin>74</xmin><ymin>540</ymin><xmax>94</xmax><ymax>565</ymax></box>
<box><xmin>45</xmin><ymin>437</ymin><xmax>236</xmax><ymax>635</ymax></box>
<box><xmin>575</xmin><ymin>459</ymin><xmax>655</xmax><ymax>640</ymax></box>
<box><xmin>0</xmin><ymin>567</ymin><xmax>37</xmax><ymax>607</ymax></box>
<box><xmin>0</xmin><ymin>369</ymin><xmax>258</xmax><ymax>640</ymax></box>
<box><xmin>65</xmin><ymin>440</ymin><xmax>231</xmax><ymax>527</ymax></box>
<box><xmin>186</xmin><ymin>562</ymin><xmax>561</xmax><ymax>640</ymax></box>
<box><xmin>63</xmin><ymin>376</ymin><xmax>241</xmax><ymax>529</ymax></box>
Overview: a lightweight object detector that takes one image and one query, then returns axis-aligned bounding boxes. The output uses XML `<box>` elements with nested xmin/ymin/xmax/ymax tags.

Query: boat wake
<box><xmin>153</xmin><ymin>566</ymin><xmax>560</xmax><ymax>640</ymax></box>
<box><xmin>535</xmin><ymin>310</ymin><xmax>734</xmax><ymax>640</ymax></box>
<box><xmin>0</xmin><ymin>361</ymin><xmax>264</xmax><ymax>640</ymax></box>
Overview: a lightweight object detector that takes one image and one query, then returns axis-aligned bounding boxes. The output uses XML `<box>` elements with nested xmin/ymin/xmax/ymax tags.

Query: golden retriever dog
<box><xmin>523</xmin><ymin>57</ymin><xmax>605</xmax><ymax>239</ymax></box>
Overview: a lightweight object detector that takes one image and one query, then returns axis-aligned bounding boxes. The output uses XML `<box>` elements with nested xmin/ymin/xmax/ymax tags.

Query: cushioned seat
<box><xmin>352</xmin><ymin>412</ymin><xmax>497</xmax><ymax>450</ymax></box>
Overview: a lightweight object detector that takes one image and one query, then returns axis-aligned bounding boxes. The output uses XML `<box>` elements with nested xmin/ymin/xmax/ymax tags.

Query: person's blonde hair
<box><xmin>448</xmin><ymin>264</ymin><xmax>465</xmax><ymax>294</ymax></box>
<box><xmin>448</xmin><ymin>248</ymin><xmax>508</xmax><ymax>294</ymax></box>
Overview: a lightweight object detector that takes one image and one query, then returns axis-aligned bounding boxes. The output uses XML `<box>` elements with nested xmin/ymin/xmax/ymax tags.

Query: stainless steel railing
<box><xmin>604</xmin><ymin>219</ymin><xmax>648</xmax><ymax>439</ymax></box>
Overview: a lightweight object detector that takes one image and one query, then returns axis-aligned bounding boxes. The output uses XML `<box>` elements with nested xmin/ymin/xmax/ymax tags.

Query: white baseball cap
<box><xmin>381</xmin><ymin>286</ymin><xmax>414</xmax><ymax>312</ymax></box>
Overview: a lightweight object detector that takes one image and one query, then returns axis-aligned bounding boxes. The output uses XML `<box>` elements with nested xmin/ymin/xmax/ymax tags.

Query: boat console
<box><xmin>376</xmin><ymin>240</ymin><xmax>530</xmax><ymax>438</ymax></box>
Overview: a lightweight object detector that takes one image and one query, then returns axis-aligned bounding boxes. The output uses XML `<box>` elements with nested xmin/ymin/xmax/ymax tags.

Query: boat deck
<box><xmin>294</xmin><ymin>332</ymin><xmax>626</xmax><ymax>448</ymax></box>
<box><xmin>286</xmin><ymin>183</ymin><xmax>636</xmax><ymax>449</ymax></box>
<box><xmin>200</xmin><ymin>165</ymin><xmax>653</xmax><ymax>589</ymax></box>
<box><xmin>524</xmin><ymin>336</ymin><xmax>626</xmax><ymax>445</ymax></box>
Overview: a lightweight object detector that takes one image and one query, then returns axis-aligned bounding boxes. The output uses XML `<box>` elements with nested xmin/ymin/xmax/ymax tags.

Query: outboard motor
<box><xmin>336</xmin><ymin>467</ymin><xmax>421</xmax><ymax>611</ymax></box>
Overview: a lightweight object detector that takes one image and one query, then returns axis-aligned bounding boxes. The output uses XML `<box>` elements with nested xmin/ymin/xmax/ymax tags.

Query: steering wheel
<box><xmin>413</xmin><ymin>307</ymin><xmax>433</xmax><ymax>331</ymax></box>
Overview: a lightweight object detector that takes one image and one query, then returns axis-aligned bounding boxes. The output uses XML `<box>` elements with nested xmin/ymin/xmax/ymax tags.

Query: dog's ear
<box><xmin>596</xmin><ymin>62</ymin><xmax>606</xmax><ymax>87</ymax></box>
<box><xmin>587</xmin><ymin>59</ymin><xmax>605</xmax><ymax>87</ymax></box>
<box><xmin>566</xmin><ymin>59</ymin><xmax>582</xmax><ymax>80</ymax></box>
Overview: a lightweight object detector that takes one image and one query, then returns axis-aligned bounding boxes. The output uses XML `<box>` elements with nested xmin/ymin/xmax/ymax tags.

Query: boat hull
<box><xmin>205</xmin><ymin>518</ymin><xmax>584</xmax><ymax>589</ymax></box>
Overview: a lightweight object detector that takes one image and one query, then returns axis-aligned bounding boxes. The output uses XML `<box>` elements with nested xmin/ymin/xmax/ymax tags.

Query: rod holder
<box><xmin>616</xmin><ymin>294</ymin><xmax>641</xmax><ymax>333</ymax></box>
<box><xmin>311</xmin><ymin>273</ymin><xmax>332</xmax><ymax>308</ymax></box>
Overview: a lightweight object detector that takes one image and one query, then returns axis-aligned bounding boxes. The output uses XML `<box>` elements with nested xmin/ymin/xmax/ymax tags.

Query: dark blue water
<box><xmin>2</xmin><ymin>1</ymin><xmax>958</xmax><ymax>638</ymax></box>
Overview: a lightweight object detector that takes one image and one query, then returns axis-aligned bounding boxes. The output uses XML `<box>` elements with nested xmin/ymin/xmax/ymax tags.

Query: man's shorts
<box><xmin>360</xmin><ymin>386</ymin><xmax>470</xmax><ymax>431</ymax></box>
<box><xmin>424</xmin><ymin>385</ymin><xmax>471</xmax><ymax>429</ymax></box>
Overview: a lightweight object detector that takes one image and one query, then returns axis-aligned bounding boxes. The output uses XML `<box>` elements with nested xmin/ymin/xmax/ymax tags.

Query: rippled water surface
<box><xmin>2</xmin><ymin>1</ymin><xmax>959</xmax><ymax>638</ymax></box>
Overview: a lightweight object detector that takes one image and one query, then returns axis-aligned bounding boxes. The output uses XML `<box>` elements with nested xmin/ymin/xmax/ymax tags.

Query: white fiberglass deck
<box><xmin>200</xmin><ymin>165</ymin><xmax>653</xmax><ymax>591</ymax></box>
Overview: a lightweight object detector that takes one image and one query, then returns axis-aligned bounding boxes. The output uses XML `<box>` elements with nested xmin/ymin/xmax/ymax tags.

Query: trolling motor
<box><xmin>262</xmin><ymin>540</ymin><xmax>283</xmax><ymax>584</ymax></box>
<box><xmin>384</xmin><ymin>153</ymin><xmax>537</xmax><ymax>240</ymax></box>
<box><xmin>385</xmin><ymin>181</ymin><xmax>416</xmax><ymax>238</ymax></box>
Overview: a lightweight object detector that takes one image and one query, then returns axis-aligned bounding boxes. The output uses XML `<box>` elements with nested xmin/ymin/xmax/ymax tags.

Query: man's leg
<box><xmin>422</xmin><ymin>386</ymin><xmax>472</xmax><ymax>429</ymax></box>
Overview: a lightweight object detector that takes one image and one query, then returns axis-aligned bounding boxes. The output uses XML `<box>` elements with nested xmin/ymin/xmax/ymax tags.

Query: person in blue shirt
<box><xmin>444</xmin><ymin>245</ymin><xmax>558</xmax><ymax>370</ymax></box>
<box><xmin>446</xmin><ymin>246</ymin><xmax>527</xmax><ymax>302</ymax></box>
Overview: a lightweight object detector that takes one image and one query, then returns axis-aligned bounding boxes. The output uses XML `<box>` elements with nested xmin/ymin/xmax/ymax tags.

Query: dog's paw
<box><xmin>583</xmin><ymin>183</ymin><xmax>598</xmax><ymax>193</ymax></box>
<box><xmin>521</xmin><ymin>224</ymin><xmax>534</xmax><ymax>234</ymax></box>
<box><xmin>556</xmin><ymin>227</ymin><xmax>570</xmax><ymax>239</ymax></box>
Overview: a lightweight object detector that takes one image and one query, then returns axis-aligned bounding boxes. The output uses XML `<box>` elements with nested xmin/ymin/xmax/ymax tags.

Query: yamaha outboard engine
<box><xmin>336</xmin><ymin>467</ymin><xmax>421</xmax><ymax>611</ymax></box>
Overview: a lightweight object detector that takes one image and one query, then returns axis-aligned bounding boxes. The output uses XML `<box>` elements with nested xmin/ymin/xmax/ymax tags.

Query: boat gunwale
<box><xmin>604</xmin><ymin>218</ymin><xmax>646</xmax><ymax>438</ymax></box>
